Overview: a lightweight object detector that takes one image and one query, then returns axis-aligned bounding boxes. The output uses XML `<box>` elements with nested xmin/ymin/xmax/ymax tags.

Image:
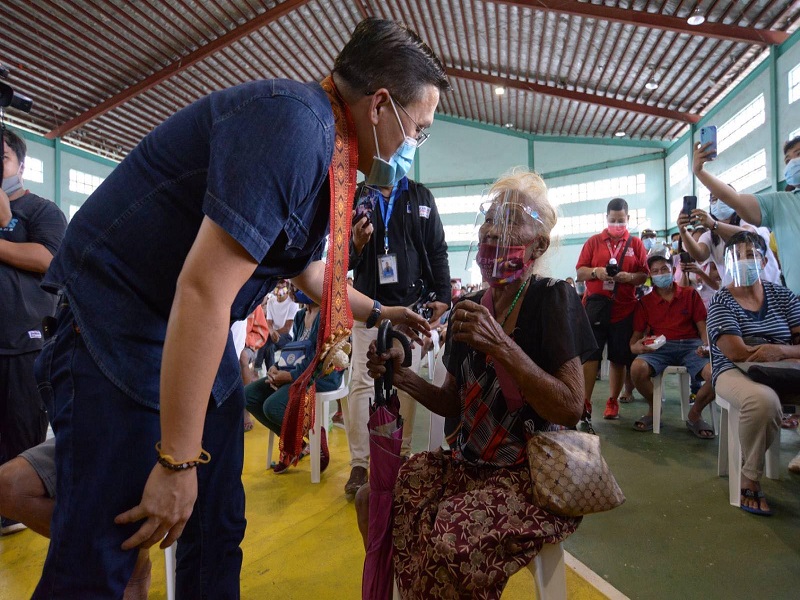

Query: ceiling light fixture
<box><xmin>645</xmin><ymin>78</ymin><xmax>659</xmax><ymax>91</ymax></box>
<box><xmin>494</xmin><ymin>86</ymin><xmax>506</xmax><ymax>96</ymax></box>
<box><xmin>614</xmin><ymin>131</ymin><xmax>626</xmax><ymax>138</ymax></box>
<box><xmin>504</xmin><ymin>122</ymin><xmax>514</xmax><ymax>128</ymax></box>
<box><xmin>687</xmin><ymin>6</ymin><xmax>705</xmax><ymax>26</ymax></box>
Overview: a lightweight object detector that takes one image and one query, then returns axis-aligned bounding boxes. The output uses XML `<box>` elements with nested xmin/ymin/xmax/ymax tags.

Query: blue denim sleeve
<box><xmin>203</xmin><ymin>93</ymin><xmax>332</xmax><ymax>263</ymax></box>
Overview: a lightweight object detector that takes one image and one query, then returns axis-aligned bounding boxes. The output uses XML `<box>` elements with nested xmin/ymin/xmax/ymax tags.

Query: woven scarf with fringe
<box><xmin>279</xmin><ymin>76</ymin><xmax>356</xmax><ymax>466</ymax></box>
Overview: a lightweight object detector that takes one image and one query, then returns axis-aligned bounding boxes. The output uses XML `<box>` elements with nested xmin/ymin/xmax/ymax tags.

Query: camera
<box><xmin>679</xmin><ymin>251</ymin><xmax>693</xmax><ymax>264</ymax></box>
<box><xmin>605</xmin><ymin>258</ymin><xmax>619</xmax><ymax>277</ymax></box>
<box><xmin>411</xmin><ymin>280</ymin><xmax>437</xmax><ymax>320</ymax></box>
<box><xmin>0</xmin><ymin>65</ymin><xmax>33</xmax><ymax>113</ymax></box>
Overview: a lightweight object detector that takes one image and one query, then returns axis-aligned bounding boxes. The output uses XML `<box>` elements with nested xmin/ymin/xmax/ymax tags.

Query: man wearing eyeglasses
<box><xmin>345</xmin><ymin>112</ymin><xmax>450</xmax><ymax>497</ymax></box>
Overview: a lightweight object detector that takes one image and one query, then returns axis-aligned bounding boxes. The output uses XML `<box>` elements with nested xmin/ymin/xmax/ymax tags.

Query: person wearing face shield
<box><xmin>706</xmin><ymin>231</ymin><xmax>800</xmax><ymax>513</ymax></box>
<box><xmin>361</xmin><ymin>170</ymin><xmax>597</xmax><ymax>598</ymax></box>
<box><xmin>693</xmin><ymin>138</ymin><xmax>798</xmax><ymax>294</ymax></box>
<box><xmin>677</xmin><ymin>189</ymin><xmax>782</xmax><ymax>287</ymax></box>
<box><xmin>30</xmin><ymin>18</ymin><xmax>449</xmax><ymax>598</ymax></box>
<box><xmin>0</xmin><ymin>128</ymin><xmax>67</xmax><ymax>536</ymax></box>
<box><xmin>576</xmin><ymin>198</ymin><xmax>650</xmax><ymax>422</ymax></box>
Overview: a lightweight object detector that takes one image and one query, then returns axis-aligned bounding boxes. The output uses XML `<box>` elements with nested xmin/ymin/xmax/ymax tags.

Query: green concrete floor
<box><xmin>411</xmin><ymin>375</ymin><xmax>800</xmax><ymax>599</ymax></box>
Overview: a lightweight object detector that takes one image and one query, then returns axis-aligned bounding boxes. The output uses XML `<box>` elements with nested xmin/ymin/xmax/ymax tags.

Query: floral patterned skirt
<box><xmin>392</xmin><ymin>450</ymin><xmax>580</xmax><ymax>600</ymax></box>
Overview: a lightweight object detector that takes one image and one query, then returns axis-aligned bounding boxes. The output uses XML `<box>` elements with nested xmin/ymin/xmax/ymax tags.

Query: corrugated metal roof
<box><xmin>1</xmin><ymin>0</ymin><xmax>797</xmax><ymax>160</ymax></box>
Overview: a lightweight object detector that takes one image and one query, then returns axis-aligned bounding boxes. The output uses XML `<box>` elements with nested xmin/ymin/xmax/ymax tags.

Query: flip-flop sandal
<box><xmin>740</xmin><ymin>488</ymin><xmax>773</xmax><ymax>516</ymax></box>
<box><xmin>633</xmin><ymin>415</ymin><xmax>653</xmax><ymax>432</ymax></box>
<box><xmin>686</xmin><ymin>418</ymin><xmax>715</xmax><ymax>439</ymax></box>
<box><xmin>618</xmin><ymin>394</ymin><xmax>635</xmax><ymax>404</ymax></box>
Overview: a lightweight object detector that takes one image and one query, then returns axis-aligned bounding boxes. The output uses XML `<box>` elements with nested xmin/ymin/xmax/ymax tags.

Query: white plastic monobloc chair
<box><xmin>164</xmin><ymin>542</ymin><xmax>176</xmax><ymax>600</ymax></box>
<box><xmin>266</xmin><ymin>364</ymin><xmax>350</xmax><ymax>483</ymax></box>
<box><xmin>651</xmin><ymin>365</ymin><xmax>718</xmax><ymax>435</ymax></box>
<box><xmin>716</xmin><ymin>394</ymin><xmax>781</xmax><ymax>507</ymax></box>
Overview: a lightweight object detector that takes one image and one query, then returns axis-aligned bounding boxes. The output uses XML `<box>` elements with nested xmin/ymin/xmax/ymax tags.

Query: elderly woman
<box><xmin>365</xmin><ymin>170</ymin><xmax>597</xmax><ymax>599</ymax></box>
<box><xmin>706</xmin><ymin>231</ymin><xmax>800</xmax><ymax>516</ymax></box>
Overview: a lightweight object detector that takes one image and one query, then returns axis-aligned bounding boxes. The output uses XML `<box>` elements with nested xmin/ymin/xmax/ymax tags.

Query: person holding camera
<box><xmin>576</xmin><ymin>197</ymin><xmax>649</xmax><ymax>421</ymax></box>
<box><xmin>0</xmin><ymin>129</ymin><xmax>67</xmax><ymax>535</ymax></box>
<box><xmin>345</xmin><ymin>176</ymin><xmax>450</xmax><ymax>496</ymax></box>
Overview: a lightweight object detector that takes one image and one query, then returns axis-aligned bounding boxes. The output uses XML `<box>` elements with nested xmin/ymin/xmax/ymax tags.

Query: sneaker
<box><xmin>603</xmin><ymin>397</ymin><xmax>620</xmax><ymax>420</ymax></box>
<box><xmin>344</xmin><ymin>466</ymin><xmax>368</xmax><ymax>497</ymax></box>
<box><xmin>272</xmin><ymin>461</ymin><xmax>291</xmax><ymax>474</ymax></box>
<box><xmin>319</xmin><ymin>427</ymin><xmax>330</xmax><ymax>473</ymax></box>
<box><xmin>1</xmin><ymin>517</ymin><xmax>27</xmax><ymax>536</ymax></box>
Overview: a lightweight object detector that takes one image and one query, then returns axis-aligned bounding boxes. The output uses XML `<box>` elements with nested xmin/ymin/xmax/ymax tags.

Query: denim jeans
<box><xmin>33</xmin><ymin>305</ymin><xmax>245</xmax><ymax>599</ymax></box>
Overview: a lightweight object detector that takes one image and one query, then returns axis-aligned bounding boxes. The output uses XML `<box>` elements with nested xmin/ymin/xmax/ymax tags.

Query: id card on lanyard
<box><xmin>378</xmin><ymin>186</ymin><xmax>399</xmax><ymax>285</ymax></box>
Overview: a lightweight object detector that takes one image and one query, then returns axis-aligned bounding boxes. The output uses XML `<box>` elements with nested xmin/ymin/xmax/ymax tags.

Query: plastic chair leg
<box><xmin>267</xmin><ymin>431</ymin><xmax>275</xmax><ymax>470</ymax></box>
<box><xmin>678</xmin><ymin>372</ymin><xmax>691</xmax><ymax>422</ymax></box>
<box><xmin>165</xmin><ymin>542</ymin><xmax>176</xmax><ymax>600</ymax></box>
<box><xmin>529</xmin><ymin>542</ymin><xmax>567</xmax><ymax>600</ymax></box>
<box><xmin>652</xmin><ymin>374</ymin><xmax>664</xmax><ymax>434</ymax></box>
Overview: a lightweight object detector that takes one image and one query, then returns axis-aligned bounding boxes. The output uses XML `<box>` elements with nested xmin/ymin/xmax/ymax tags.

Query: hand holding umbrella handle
<box><xmin>375</xmin><ymin>320</ymin><xmax>412</xmax><ymax>405</ymax></box>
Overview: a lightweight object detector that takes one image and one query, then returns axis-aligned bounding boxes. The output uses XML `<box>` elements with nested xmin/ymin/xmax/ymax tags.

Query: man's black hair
<box><xmin>606</xmin><ymin>197</ymin><xmax>628</xmax><ymax>214</ymax></box>
<box><xmin>725</xmin><ymin>230</ymin><xmax>767</xmax><ymax>255</ymax></box>
<box><xmin>334</xmin><ymin>18</ymin><xmax>450</xmax><ymax>106</ymax></box>
<box><xmin>2</xmin><ymin>128</ymin><xmax>26</xmax><ymax>165</ymax></box>
<box><xmin>783</xmin><ymin>136</ymin><xmax>800</xmax><ymax>156</ymax></box>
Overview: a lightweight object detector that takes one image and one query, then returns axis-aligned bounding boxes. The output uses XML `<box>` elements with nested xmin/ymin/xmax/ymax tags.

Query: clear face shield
<box><xmin>723</xmin><ymin>241</ymin><xmax>765</xmax><ymax>288</ymax></box>
<box><xmin>465</xmin><ymin>190</ymin><xmax>543</xmax><ymax>287</ymax></box>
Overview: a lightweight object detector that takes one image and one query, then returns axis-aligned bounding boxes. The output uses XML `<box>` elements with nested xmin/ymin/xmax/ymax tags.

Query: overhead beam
<box><xmin>491</xmin><ymin>0</ymin><xmax>789</xmax><ymax>46</ymax></box>
<box><xmin>446</xmin><ymin>67</ymin><xmax>700</xmax><ymax>124</ymax></box>
<box><xmin>45</xmin><ymin>0</ymin><xmax>312</xmax><ymax>139</ymax></box>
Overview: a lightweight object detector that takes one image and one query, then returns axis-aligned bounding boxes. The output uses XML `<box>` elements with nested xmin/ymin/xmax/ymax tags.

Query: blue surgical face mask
<box><xmin>784</xmin><ymin>157</ymin><xmax>800</xmax><ymax>186</ymax></box>
<box><xmin>652</xmin><ymin>273</ymin><xmax>673</xmax><ymax>289</ymax></box>
<box><xmin>643</xmin><ymin>238</ymin><xmax>655</xmax><ymax>251</ymax></box>
<box><xmin>1</xmin><ymin>173</ymin><xmax>23</xmax><ymax>196</ymax></box>
<box><xmin>366</xmin><ymin>98</ymin><xmax>418</xmax><ymax>187</ymax></box>
<box><xmin>733</xmin><ymin>259</ymin><xmax>761</xmax><ymax>287</ymax></box>
<box><xmin>710</xmin><ymin>199</ymin><xmax>735</xmax><ymax>221</ymax></box>
<box><xmin>293</xmin><ymin>289</ymin><xmax>314</xmax><ymax>305</ymax></box>
<box><xmin>671</xmin><ymin>240</ymin><xmax>679</xmax><ymax>251</ymax></box>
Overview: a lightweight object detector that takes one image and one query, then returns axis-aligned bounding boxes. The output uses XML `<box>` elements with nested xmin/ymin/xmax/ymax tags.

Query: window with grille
<box><xmin>717</xmin><ymin>95</ymin><xmax>765</xmax><ymax>154</ymax></box>
<box><xmin>548</xmin><ymin>174</ymin><xmax>646</xmax><ymax>206</ymax></box>
<box><xmin>789</xmin><ymin>63</ymin><xmax>800</xmax><ymax>104</ymax></box>
<box><xmin>24</xmin><ymin>156</ymin><xmax>44</xmax><ymax>183</ymax></box>
<box><xmin>668</xmin><ymin>155</ymin><xmax>688</xmax><ymax>188</ymax></box>
<box><xmin>718</xmin><ymin>149</ymin><xmax>767</xmax><ymax>192</ymax></box>
<box><xmin>68</xmin><ymin>169</ymin><xmax>104</xmax><ymax>195</ymax></box>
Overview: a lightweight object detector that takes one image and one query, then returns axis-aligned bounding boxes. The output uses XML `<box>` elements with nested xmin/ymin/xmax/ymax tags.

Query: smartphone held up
<box><xmin>700</xmin><ymin>125</ymin><xmax>717</xmax><ymax>159</ymax></box>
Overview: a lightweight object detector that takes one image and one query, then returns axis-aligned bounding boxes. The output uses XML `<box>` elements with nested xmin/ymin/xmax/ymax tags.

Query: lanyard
<box><xmin>378</xmin><ymin>185</ymin><xmax>398</xmax><ymax>254</ymax></box>
<box><xmin>605</xmin><ymin>238</ymin><xmax>625</xmax><ymax>262</ymax></box>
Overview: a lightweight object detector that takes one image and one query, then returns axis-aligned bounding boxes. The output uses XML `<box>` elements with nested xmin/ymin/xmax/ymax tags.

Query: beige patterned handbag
<box><xmin>526</xmin><ymin>430</ymin><xmax>625</xmax><ymax>517</ymax></box>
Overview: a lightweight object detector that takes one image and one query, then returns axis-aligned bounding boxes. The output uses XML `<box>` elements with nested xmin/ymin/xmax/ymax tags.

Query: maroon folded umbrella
<box><xmin>362</xmin><ymin>321</ymin><xmax>411</xmax><ymax>600</ymax></box>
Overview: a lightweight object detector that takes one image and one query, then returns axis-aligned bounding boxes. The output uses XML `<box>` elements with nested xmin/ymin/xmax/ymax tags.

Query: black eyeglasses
<box><xmin>394</xmin><ymin>100</ymin><xmax>430</xmax><ymax>146</ymax></box>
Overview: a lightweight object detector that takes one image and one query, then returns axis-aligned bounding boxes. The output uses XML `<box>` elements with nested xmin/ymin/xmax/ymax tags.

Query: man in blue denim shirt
<box><xmin>34</xmin><ymin>18</ymin><xmax>449</xmax><ymax>598</ymax></box>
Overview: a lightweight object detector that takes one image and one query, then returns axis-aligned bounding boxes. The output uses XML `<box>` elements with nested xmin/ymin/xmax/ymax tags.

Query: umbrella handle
<box><xmin>375</xmin><ymin>320</ymin><xmax>412</xmax><ymax>403</ymax></box>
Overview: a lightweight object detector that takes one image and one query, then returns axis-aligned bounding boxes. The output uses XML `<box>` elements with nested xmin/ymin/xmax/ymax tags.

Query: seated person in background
<box><xmin>629</xmin><ymin>253</ymin><xmax>715</xmax><ymax>437</ymax></box>
<box><xmin>0</xmin><ymin>438</ymin><xmax>151</xmax><ymax>597</ymax></box>
<box><xmin>681</xmin><ymin>259</ymin><xmax>721</xmax><ymax>309</ymax></box>
<box><xmin>706</xmin><ymin>231</ymin><xmax>800</xmax><ymax>514</ymax></box>
<box><xmin>263</xmin><ymin>279</ymin><xmax>299</xmax><ymax>368</ymax></box>
<box><xmin>244</xmin><ymin>286</ymin><xmax>342</xmax><ymax>474</ymax></box>
<box><xmin>360</xmin><ymin>170</ymin><xmax>596</xmax><ymax>598</ymax></box>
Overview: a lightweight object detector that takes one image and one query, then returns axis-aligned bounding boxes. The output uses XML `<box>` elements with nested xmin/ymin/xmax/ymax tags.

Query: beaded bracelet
<box><xmin>155</xmin><ymin>442</ymin><xmax>211</xmax><ymax>471</ymax></box>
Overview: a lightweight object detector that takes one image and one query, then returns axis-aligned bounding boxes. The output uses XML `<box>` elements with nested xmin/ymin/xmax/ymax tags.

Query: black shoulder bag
<box><xmin>583</xmin><ymin>235</ymin><xmax>633</xmax><ymax>328</ymax></box>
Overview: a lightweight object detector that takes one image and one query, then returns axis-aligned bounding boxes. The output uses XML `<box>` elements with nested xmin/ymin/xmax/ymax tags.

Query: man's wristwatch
<box><xmin>365</xmin><ymin>300</ymin><xmax>382</xmax><ymax>329</ymax></box>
